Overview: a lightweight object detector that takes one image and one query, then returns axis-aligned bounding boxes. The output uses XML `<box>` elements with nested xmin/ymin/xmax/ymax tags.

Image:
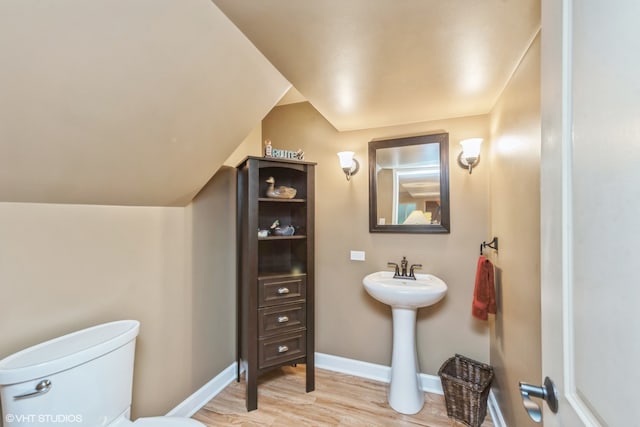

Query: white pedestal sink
<box><xmin>363</xmin><ymin>271</ymin><xmax>447</xmax><ymax>414</ymax></box>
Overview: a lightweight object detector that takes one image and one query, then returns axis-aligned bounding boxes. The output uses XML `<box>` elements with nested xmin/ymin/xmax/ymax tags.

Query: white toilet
<box><xmin>0</xmin><ymin>320</ymin><xmax>204</xmax><ymax>427</ymax></box>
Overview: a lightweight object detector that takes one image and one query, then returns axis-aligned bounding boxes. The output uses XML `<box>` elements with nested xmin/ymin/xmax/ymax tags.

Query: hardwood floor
<box><xmin>193</xmin><ymin>365</ymin><xmax>494</xmax><ymax>426</ymax></box>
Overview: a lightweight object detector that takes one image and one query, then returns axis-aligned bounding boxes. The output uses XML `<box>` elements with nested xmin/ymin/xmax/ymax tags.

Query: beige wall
<box><xmin>188</xmin><ymin>124</ymin><xmax>262</xmax><ymax>385</ymax></box>
<box><xmin>0</xmin><ymin>203</ymin><xmax>192</xmax><ymax>417</ymax></box>
<box><xmin>224</xmin><ymin>124</ymin><xmax>262</xmax><ymax>167</ymax></box>
<box><xmin>488</xmin><ymin>33</ymin><xmax>541</xmax><ymax>426</ymax></box>
<box><xmin>188</xmin><ymin>166</ymin><xmax>238</xmax><ymax>387</ymax></box>
<box><xmin>0</xmin><ymin>162</ymin><xmax>242</xmax><ymax>419</ymax></box>
<box><xmin>263</xmin><ymin>103</ymin><xmax>491</xmax><ymax>374</ymax></box>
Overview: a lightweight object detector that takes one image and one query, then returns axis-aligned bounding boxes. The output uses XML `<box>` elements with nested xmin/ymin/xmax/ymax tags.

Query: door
<box><xmin>540</xmin><ymin>0</ymin><xmax>640</xmax><ymax>425</ymax></box>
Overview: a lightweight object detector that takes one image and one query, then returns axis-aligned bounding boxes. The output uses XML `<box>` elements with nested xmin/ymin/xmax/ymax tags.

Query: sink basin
<box><xmin>363</xmin><ymin>271</ymin><xmax>447</xmax><ymax>309</ymax></box>
<box><xmin>362</xmin><ymin>270</ymin><xmax>447</xmax><ymax>415</ymax></box>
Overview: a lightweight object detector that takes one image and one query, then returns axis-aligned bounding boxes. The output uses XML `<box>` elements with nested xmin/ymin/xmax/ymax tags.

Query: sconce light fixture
<box><xmin>337</xmin><ymin>151</ymin><xmax>360</xmax><ymax>181</ymax></box>
<box><xmin>457</xmin><ymin>138</ymin><xmax>483</xmax><ymax>174</ymax></box>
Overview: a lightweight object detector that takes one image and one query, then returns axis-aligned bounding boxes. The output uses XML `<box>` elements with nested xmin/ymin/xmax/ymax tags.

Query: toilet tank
<box><xmin>0</xmin><ymin>320</ymin><xmax>140</xmax><ymax>427</ymax></box>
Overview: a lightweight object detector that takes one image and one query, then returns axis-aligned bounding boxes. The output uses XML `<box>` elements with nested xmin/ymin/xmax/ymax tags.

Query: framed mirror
<box><xmin>369</xmin><ymin>133</ymin><xmax>450</xmax><ymax>233</ymax></box>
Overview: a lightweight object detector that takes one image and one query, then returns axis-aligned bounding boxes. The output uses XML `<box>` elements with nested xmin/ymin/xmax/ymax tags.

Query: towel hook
<box><xmin>480</xmin><ymin>237</ymin><xmax>498</xmax><ymax>255</ymax></box>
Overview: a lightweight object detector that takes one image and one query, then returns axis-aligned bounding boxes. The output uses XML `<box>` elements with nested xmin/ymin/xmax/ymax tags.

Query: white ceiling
<box><xmin>213</xmin><ymin>0</ymin><xmax>541</xmax><ymax>131</ymax></box>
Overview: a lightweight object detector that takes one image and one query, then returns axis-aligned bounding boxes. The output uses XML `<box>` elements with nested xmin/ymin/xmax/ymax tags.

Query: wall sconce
<box><xmin>457</xmin><ymin>138</ymin><xmax>483</xmax><ymax>174</ymax></box>
<box><xmin>337</xmin><ymin>151</ymin><xmax>360</xmax><ymax>181</ymax></box>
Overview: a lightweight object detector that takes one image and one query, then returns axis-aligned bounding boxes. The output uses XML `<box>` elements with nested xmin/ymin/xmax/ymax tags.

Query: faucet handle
<box><xmin>387</xmin><ymin>262</ymin><xmax>400</xmax><ymax>275</ymax></box>
<box><xmin>409</xmin><ymin>264</ymin><xmax>422</xmax><ymax>277</ymax></box>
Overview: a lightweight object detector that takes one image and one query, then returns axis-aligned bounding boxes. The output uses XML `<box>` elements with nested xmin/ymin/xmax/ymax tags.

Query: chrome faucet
<box><xmin>388</xmin><ymin>256</ymin><xmax>422</xmax><ymax>280</ymax></box>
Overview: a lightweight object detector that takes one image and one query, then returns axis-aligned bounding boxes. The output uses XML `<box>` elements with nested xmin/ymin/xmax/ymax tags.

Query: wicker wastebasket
<box><xmin>438</xmin><ymin>354</ymin><xmax>494</xmax><ymax>427</ymax></box>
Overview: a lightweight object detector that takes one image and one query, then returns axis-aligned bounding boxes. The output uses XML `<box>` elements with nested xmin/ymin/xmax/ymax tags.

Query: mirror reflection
<box><xmin>369</xmin><ymin>133</ymin><xmax>450</xmax><ymax>233</ymax></box>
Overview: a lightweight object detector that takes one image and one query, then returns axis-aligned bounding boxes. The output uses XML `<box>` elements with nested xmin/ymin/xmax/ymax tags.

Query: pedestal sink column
<box><xmin>389</xmin><ymin>307</ymin><xmax>424</xmax><ymax>414</ymax></box>
<box><xmin>362</xmin><ymin>271</ymin><xmax>447</xmax><ymax>415</ymax></box>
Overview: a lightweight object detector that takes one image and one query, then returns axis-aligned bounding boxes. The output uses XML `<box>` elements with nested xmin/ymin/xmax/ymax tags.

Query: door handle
<box><xmin>519</xmin><ymin>377</ymin><xmax>558</xmax><ymax>423</ymax></box>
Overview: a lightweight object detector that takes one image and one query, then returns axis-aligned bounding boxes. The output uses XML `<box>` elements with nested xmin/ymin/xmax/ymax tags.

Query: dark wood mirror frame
<box><xmin>368</xmin><ymin>133</ymin><xmax>450</xmax><ymax>234</ymax></box>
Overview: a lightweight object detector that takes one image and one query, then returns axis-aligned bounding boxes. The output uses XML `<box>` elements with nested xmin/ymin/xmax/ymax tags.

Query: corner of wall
<box><xmin>487</xmin><ymin>33</ymin><xmax>541</xmax><ymax>427</ymax></box>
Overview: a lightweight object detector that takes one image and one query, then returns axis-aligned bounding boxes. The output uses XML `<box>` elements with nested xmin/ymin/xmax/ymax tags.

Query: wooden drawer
<box><xmin>259</xmin><ymin>331</ymin><xmax>306</xmax><ymax>369</ymax></box>
<box><xmin>259</xmin><ymin>303</ymin><xmax>306</xmax><ymax>337</ymax></box>
<box><xmin>258</xmin><ymin>275</ymin><xmax>306</xmax><ymax>307</ymax></box>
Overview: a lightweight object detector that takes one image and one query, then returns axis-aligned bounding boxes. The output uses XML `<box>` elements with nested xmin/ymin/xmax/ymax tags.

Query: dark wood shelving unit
<box><xmin>236</xmin><ymin>156</ymin><xmax>316</xmax><ymax>411</ymax></box>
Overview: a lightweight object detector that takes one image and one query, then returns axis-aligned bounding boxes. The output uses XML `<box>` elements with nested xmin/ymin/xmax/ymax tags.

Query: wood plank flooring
<box><xmin>193</xmin><ymin>365</ymin><xmax>494</xmax><ymax>426</ymax></box>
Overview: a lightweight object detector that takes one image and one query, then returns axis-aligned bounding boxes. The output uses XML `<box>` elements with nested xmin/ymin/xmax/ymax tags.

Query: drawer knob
<box><xmin>277</xmin><ymin>315</ymin><xmax>289</xmax><ymax>323</ymax></box>
<box><xmin>278</xmin><ymin>345</ymin><xmax>289</xmax><ymax>353</ymax></box>
<box><xmin>277</xmin><ymin>287</ymin><xmax>290</xmax><ymax>295</ymax></box>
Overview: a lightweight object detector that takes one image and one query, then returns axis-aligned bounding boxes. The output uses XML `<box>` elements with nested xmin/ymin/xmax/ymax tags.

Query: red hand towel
<box><xmin>472</xmin><ymin>255</ymin><xmax>497</xmax><ymax>320</ymax></box>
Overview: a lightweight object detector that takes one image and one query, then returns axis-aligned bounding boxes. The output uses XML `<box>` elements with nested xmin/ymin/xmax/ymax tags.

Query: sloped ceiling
<box><xmin>213</xmin><ymin>0</ymin><xmax>541</xmax><ymax>131</ymax></box>
<box><xmin>0</xmin><ymin>0</ymin><xmax>290</xmax><ymax>206</ymax></box>
<box><xmin>0</xmin><ymin>1</ymin><xmax>540</xmax><ymax>207</ymax></box>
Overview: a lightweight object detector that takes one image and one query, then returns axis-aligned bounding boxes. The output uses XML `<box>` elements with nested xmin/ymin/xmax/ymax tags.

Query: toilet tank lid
<box><xmin>0</xmin><ymin>320</ymin><xmax>140</xmax><ymax>385</ymax></box>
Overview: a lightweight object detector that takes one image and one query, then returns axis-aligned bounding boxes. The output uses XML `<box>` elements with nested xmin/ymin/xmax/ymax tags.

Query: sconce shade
<box><xmin>337</xmin><ymin>151</ymin><xmax>355</xmax><ymax>168</ymax></box>
<box><xmin>337</xmin><ymin>151</ymin><xmax>359</xmax><ymax>181</ymax></box>
<box><xmin>458</xmin><ymin>138</ymin><xmax>483</xmax><ymax>174</ymax></box>
<box><xmin>460</xmin><ymin>138</ymin><xmax>483</xmax><ymax>158</ymax></box>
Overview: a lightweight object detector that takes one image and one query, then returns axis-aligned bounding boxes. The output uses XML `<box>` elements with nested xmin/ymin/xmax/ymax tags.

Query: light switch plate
<box><xmin>350</xmin><ymin>250</ymin><xmax>365</xmax><ymax>261</ymax></box>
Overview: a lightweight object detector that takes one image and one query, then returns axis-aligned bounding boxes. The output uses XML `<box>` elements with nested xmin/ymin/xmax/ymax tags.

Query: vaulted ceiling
<box><xmin>213</xmin><ymin>0</ymin><xmax>541</xmax><ymax>131</ymax></box>
<box><xmin>0</xmin><ymin>1</ymin><xmax>540</xmax><ymax>206</ymax></box>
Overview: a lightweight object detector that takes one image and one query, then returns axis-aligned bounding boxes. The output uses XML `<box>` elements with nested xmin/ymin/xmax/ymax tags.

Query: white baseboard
<box><xmin>315</xmin><ymin>352</ymin><xmax>443</xmax><ymax>394</ymax></box>
<box><xmin>315</xmin><ymin>352</ymin><xmax>390</xmax><ymax>383</ymax></box>
<box><xmin>168</xmin><ymin>353</ymin><xmax>506</xmax><ymax>426</ymax></box>
<box><xmin>487</xmin><ymin>390</ymin><xmax>507</xmax><ymax>427</ymax></box>
<box><xmin>166</xmin><ymin>361</ymin><xmax>239</xmax><ymax>417</ymax></box>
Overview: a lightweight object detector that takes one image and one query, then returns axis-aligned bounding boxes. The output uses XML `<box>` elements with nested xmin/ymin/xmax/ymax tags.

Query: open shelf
<box><xmin>259</xmin><ymin>198</ymin><xmax>306</xmax><ymax>203</ymax></box>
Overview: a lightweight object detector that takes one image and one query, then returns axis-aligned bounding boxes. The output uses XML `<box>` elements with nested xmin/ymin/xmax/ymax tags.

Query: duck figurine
<box><xmin>265</xmin><ymin>177</ymin><xmax>297</xmax><ymax>199</ymax></box>
<box><xmin>270</xmin><ymin>219</ymin><xmax>296</xmax><ymax>236</ymax></box>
